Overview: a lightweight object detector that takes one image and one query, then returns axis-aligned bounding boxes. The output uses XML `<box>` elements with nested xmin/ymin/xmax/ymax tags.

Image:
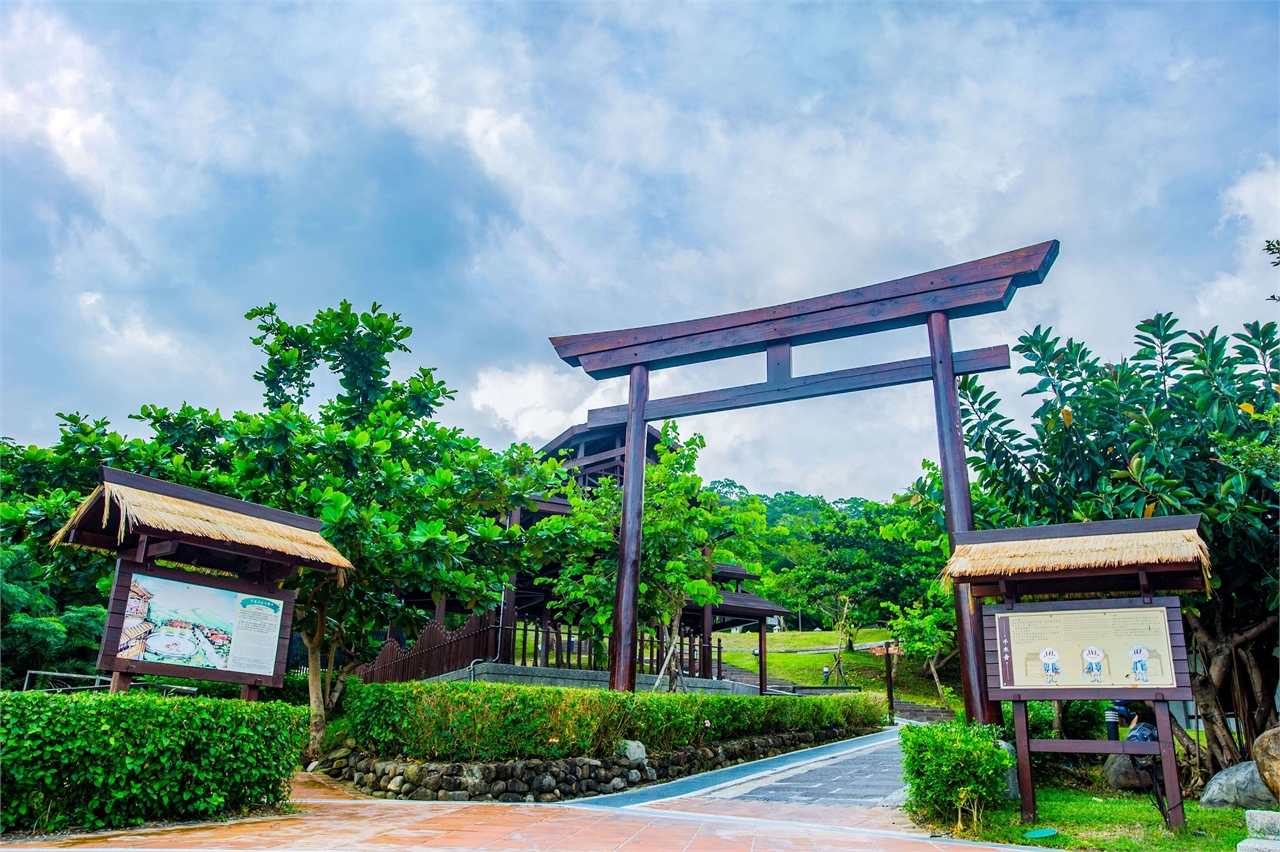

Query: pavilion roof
<box><xmin>53</xmin><ymin>467</ymin><xmax>350</xmax><ymax>577</ymax></box>
<box><xmin>945</xmin><ymin>515</ymin><xmax>1210</xmax><ymax>593</ymax></box>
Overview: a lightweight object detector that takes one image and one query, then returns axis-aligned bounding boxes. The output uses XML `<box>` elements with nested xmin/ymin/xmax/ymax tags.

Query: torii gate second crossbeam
<box><xmin>549</xmin><ymin>240</ymin><xmax>1059</xmax><ymax>725</ymax></box>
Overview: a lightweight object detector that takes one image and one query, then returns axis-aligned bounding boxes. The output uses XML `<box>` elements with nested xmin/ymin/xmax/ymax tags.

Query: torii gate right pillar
<box><xmin>927</xmin><ymin>311</ymin><xmax>1002</xmax><ymax>725</ymax></box>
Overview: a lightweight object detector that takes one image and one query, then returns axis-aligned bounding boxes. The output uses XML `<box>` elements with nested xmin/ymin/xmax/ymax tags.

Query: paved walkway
<box><xmin>6</xmin><ymin>732</ymin><xmax>1030</xmax><ymax>852</ymax></box>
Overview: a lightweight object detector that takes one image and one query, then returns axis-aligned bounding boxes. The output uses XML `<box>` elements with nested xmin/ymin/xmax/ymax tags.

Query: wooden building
<box><xmin>362</xmin><ymin>421</ymin><xmax>790</xmax><ymax>693</ymax></box>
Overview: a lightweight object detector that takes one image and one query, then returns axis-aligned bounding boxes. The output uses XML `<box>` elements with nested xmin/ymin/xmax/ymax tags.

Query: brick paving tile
<box><xmin>640</xmin><ymin>796</ymin><xmax>921</xmax><ymax>834</ymax></box>
<box><xmin>5</xmin><ymin>797</ymin><xmax>1022</xmax><ymax>851</ymax></box>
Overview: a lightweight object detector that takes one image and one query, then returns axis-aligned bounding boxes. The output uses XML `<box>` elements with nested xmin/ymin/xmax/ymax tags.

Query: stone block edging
<box><xmin>309</xmin><ymin>726</ymin><xmax>879</xmax><ymax>804</ymax></box>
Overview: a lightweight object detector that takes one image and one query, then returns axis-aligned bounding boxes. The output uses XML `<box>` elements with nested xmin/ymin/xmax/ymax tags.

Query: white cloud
<box><xmin>1195</xmin><ymin>159</ymin><xmax>1280</xmax><ymax>321</ymax></box>
<box><xmin>470</xmin><ymin>363</ymin><xmax>626</xmax><ymax>444</ymax></box>
<box><xmin>3</xmin><ymin>3</ymin><xmax>1276</xmax><ymax>499</ymax></box>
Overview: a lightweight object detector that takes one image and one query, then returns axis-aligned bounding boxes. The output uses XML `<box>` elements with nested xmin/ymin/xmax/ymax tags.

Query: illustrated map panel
<box><xmin>995</xmin><ymin>606</ymin><xmax>1175</xmax><ymax>690</ymax></box>
<box><xmin>119</xmin><ymin>573</ymin><xmax>285</xmax><ymax>676</ymax></box>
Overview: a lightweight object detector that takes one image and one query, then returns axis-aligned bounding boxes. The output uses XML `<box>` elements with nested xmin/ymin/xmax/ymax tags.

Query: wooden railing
<box><xmin>355</xmin><ymin>611</ymin><xmax>500</xmax><ymax>684</ymax></box>
<box><xmin>355</xmin><ymin>613</ymin><xmax>724</xmax><ymax>685</ymax></box>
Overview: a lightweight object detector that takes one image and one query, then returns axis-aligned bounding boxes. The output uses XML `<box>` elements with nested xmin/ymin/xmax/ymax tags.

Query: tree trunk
<box><xmin>928</xmin><ymin>653</ymin><xmax>946</xmax><ymax>704</ymax></box>
<box><xmin>1051</xmin><ymin>701</ymin><xmax>1066</xmax><ymax>739</ymax></box>
<box><xmin>303</xmin><ymin>628</ymin><xmax>327</xmax><ymax>758</ymax></box>
<box><xmin>1185</xmin><ymin>611</ymin><xmax>1278</xmax><ymax>769</ymax></box>
<box><xmin>1192</xmin><ymin>672</ymin><xmax>1242</xmax><ymax>768</ymax></box>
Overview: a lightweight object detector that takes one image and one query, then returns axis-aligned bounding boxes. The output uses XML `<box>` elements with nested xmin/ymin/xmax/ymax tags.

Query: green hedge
<box><xmin>344</xmin><ymin>681</ymin><xmax>884</xmax><ymax>761</ymax></box>
<box><xmin>142</xmin><ymin>673</ymin><xmax>315</xmax><ymax>707</ymax></box>
<box><xmin>900</xmin><ymin>720</ymin><xmax>1013</xmax><ymax>830</ymax></box>
<box><xmin>0</xmin><ymin>690</ymin><xmax>308</xmax><ymax>833</ymax></box>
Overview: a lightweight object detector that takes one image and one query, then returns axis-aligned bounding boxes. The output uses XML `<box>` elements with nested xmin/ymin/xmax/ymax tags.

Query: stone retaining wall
<box><xmin>310</xmin><ymin>726</ymin><xmax>876</xmax><ymax>803</ymax></box>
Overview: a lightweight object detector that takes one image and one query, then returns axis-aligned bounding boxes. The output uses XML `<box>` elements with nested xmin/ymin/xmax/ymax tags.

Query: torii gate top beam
<box><xmin>551</xmin><ymin>240</ymin><xmax>1058</xmax><ymax>379</ymax></box>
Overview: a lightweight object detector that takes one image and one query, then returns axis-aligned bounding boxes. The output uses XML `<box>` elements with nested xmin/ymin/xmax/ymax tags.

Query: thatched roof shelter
<box><xmin>946</xmin><ymin>515</ymin><xmax>1210</xmax><ymax>598</ymax></box>
<box><xmin>53</xmin><ymin>467</ymin><xmax>351</xmax><ymax>580</ymax></box>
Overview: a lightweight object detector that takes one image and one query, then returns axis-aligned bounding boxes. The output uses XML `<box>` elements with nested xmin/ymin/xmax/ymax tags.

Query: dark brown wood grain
<box><xmin>551</xmin><ymin>240</ymin><xmax>1057</xmax><ymax>364</ymax></box>
<box><xmin>574</xmin><ymin>278</ymin><xmax>1017</xmax><ymax>378</ymax></box>
<box><xmin>610</xmin><ymin>365</ymin><xmax>649</xmax><ymax>692</ymax></box>
<box><xmin>586</xmin><ymin>345</ymin><xmax>1009</xmax><ymax>427</ymax></box>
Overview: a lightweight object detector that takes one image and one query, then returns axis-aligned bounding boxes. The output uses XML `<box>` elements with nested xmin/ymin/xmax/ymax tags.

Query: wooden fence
<box><xmin>355</xmin><ymin>613</ymin><xmax>724</xmax><ymax>685</ymax></box>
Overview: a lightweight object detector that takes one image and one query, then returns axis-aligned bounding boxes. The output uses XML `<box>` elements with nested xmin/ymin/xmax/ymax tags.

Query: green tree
<box><xmin>0</xmin><ymin>301</ymin><xmax>564</xmax><ymax>754</ymax></box>
<box><xmin>884</xmin><ymin>580</ymin><xmax>957</xmax><ymax>704</ymax></box>
<box><xmin>955</xmin><ymin>314</ymin><xmax>1278</xmax><ymax>768</ymax></box>
<box><xmin>527</xmin><ymin>423</ymin><xmax>766</xmax><ymax>684</ymax></box>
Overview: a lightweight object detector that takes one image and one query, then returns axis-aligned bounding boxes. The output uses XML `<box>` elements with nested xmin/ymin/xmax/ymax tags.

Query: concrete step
<box><xmin>718</xmin><ymin>661</ymin><xmax>799</xmax><ymax>693</ymax></box>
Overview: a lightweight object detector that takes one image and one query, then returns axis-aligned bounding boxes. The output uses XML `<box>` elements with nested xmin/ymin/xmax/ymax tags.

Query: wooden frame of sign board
<box><xmin>983</xmin><ymin>596</ymin><xmax>1191</xmax><ymax>828</ymax></box>
<box><xmin>99</xmin><ymin>560</ymin><xmax>297</xmax><ymax>691</ymax></box>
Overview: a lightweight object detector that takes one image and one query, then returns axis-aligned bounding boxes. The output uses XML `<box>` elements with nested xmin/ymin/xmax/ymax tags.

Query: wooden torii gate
<box><xmin>550</xmin><ymin>240</ymin><xmax>1059</xmax><ymax>724</ymax></box>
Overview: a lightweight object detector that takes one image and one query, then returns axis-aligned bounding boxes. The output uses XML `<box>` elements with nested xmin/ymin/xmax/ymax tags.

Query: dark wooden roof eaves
<box><xmin>711</xmin><ymin>563</ymin><xmax>761</xmax><ymax>582</ymax></box>
<box><xmin>550</xmin><ymin>241</ymin><xmax>1057</xmax><ymax>378</ymax></box>
<box><xmin>538</xmin><ymin>423</ymin><xmax>663</xmax><ymax>457</ymax></box>
<box><xmin>953</xmin><ymin>514</ymin><xmax>1203</xmax><ymax>546</ymax></box>
<box><xmin>100</xmin><ymin>467</ymin><xmax>323</xmax><ymax>532</ymax></box>
<box><xmin>708</xmin><ymin>590</ymin><xmax>791</xmax><ymax>618</ymax></box>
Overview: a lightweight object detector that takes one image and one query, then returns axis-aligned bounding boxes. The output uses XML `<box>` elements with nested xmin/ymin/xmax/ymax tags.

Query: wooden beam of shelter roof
<box><xmin>552</xmin><ymin>240</ymin><xmax>1058</xmax><ymax>379</ymax></box>
<box><xmin>52</xmin><ymin>467</ymin><xmax>351</xmax><ymax>576</ymax></box>
<box><xmin>946</xmin><ymin>515</ymin><xmax>1211</xmax><ymax>594</ymax></box>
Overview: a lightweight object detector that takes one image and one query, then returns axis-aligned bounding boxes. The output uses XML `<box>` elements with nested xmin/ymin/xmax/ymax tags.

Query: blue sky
<box><xmin>3</xmin><ymin>2</ymin><xmax>1277</xmax><ymax>499</ymax></box>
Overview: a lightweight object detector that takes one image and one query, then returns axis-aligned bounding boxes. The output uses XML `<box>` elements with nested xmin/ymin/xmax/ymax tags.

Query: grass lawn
<box><xmin>948</xmin><ymin>788</ymin><xmax>1247</xmax><ymax>852</ymax></box>
<box><xmin>714</xmin><ymin>628</ymin><xmax>891</xmax><ymax>653</ymax></box>
<box><xmin>720</xmin><ymin>643</ymin><xmax>961</xmax><ymax>709</ymax></box>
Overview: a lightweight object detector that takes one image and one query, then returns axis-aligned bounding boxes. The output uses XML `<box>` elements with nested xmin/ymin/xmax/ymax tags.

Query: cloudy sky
<box><xmin>3</xmin><ymin>2</ymin><xmax>1277</xmax><ymax>500</ymax></box>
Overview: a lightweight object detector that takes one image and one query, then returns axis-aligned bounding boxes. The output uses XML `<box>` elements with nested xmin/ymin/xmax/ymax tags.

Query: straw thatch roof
<box><xmin>945</xmin><ymin>515</ymin><xmax>1210</xmax><ymax>590</ymax></box>
<box><xmin>53</xmin><ymin>468</ymin><xmax>351</xmax><ymax>576</ymax></box>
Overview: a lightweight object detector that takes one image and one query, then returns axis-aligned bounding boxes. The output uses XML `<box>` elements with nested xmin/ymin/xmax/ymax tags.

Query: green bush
<box><xmin>900</xmin><ymin>720</ymin><xmax>1013</xmax><ymax>830</ymax></box>
<box><xmin>0</xmin><ymin>690</ymin><xmax>308</xmax><ymax>833</ymax></box>
<box><xmin>344</xmin><ymin>681</ymin><xmax>884</xmax><ymax>761</ymax></box>
<box><xmin>142</xmin><ymin>673</ymin><xmax>316</xmax><ymax>708</ymax></box>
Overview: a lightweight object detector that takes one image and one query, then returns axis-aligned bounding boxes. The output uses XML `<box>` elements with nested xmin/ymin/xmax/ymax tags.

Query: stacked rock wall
<box><xmin>310</xmin><ymin>726</ymin><xmax>874</xmax><ymax>803</ymax></box>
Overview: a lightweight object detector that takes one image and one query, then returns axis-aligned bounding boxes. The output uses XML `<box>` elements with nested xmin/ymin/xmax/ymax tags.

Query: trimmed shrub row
<box><xmin>142</xmin><ymin>673</ymin><xmax>315</xmax><ymax>707</ymax></box>
<box><xmin>0</xmin><ymin>690</ymin><xmax>308</xmax><ymax>833</ymax></box>
<box><xmin>344</xmin><ymin>680</ymin><xmax>885</xmax><ymax>762</ymax></box>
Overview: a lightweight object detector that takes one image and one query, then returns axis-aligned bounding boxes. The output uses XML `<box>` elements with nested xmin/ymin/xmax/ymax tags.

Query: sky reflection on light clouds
<box><xmin>3</xmin><ymin>2</ymin><xmax>1277</xmax><ymax>499</ymax></box>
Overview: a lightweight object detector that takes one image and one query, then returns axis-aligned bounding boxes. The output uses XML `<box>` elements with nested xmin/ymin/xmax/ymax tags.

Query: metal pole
<box><xmin>610</xmin><ymin>364</ymin><xmax>649</xmax><ymax>692</ymax></box>
<box><xmin>927</xmin><ymin>311</ymin><xmax>999</xmax><ymax>725</ymax></box>
<box><xmin>758</xmin><ymin>618</ymin><xmax>768</xmax><ymax>695</ymax></box>
<box><xmin>884</xmin><ymin>642</ymin><xmax>895</xmax><ymax>719</ymax></box>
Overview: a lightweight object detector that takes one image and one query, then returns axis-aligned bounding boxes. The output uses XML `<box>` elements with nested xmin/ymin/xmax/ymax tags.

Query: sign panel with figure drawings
<box><xmin>985</xmin><ymin>596</ymin><xmax>1190</xmax><ymax>700</ymax></box>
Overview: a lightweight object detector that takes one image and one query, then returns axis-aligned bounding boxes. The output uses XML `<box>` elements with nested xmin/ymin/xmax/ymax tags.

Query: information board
<box><xmin>983</xmin><ymin>597</ymin><xmax>1190</xmax><ymax>701</ymax></box>
<box><xmin>100</xmin><ymin>562</ymin><xmax>296</xmax><ymax>687</ymax></box>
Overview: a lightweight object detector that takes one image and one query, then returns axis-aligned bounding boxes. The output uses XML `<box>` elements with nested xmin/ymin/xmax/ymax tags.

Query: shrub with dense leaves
<box><xmin>0</xmin><ymin>690</ymin><xmax>308</xmax><ymax>833</ymax></box>
<box><xmin>344</xmin><ymin>681</ymin><xmax>884</xmax><ymax>761</ymax></box>
<box><xmin>900</xmin><ymin>720</ymin><xmax>1013</xmax><ymax>830</ymax></box>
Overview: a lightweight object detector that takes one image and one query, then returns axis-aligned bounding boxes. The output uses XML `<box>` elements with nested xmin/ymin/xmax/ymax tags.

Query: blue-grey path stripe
<box><xmin>574</xmin><ymin>726</ymin><xmax>902</xmax><ymax>808</ymax></box>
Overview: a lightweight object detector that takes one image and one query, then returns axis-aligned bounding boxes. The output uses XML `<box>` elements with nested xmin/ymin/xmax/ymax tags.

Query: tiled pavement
<box><xmin>6</xmin><ymin>737</ymin><xmax>1029</xmax><ymax>851</ymax></box>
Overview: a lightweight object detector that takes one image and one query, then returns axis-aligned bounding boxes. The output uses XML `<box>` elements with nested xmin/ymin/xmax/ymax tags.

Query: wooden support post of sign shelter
<box><xmin>758</xmin><ymin>618</ymin><xmax>768</xmax><ymax>695</ymax></box>
<box><xmin>240</xmin><ymin>683</ymin><xmax>260</xmax><ymax>702</ymax></box>
<box><xmin>110</xmin><ymin>671</ymin><xmax>132</xmax><ymax>694</ymax></box>
<box><xmin>551</xmin><ymin>241</ymin><xmax>1060</xmax><ymax>696</ymax></box>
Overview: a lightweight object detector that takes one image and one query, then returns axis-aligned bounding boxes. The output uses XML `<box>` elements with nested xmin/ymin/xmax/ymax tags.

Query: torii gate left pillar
<box><xmin>551</xmin><ymin>240</ymin><xmax>1058</xmax><ymax>723</ymax></box>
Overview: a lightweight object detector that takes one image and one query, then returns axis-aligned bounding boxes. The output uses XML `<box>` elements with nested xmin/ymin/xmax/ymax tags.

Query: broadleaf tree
<box><xmin>0</xmin><ymin>301</ymin><xmax>565</xmax><ymax>754</ymax></box>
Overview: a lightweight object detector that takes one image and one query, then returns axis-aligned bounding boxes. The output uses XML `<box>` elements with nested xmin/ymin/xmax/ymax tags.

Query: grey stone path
<box><xmin>717</xmin><ymin>739</ymin><xmax>905</xmax><ymax>806</ymax></box>
<box><xmin>577</xmin><ymin>728</ymin><xmax>905</xmax><ymax>809</ymax></box>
